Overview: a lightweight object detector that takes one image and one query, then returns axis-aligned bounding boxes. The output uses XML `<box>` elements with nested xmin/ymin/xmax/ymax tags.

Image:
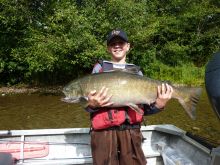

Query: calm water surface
<box><xmin>0</xmin><ymin>89</ymin><xmax>219</xmax><ymax>145</ymax></box>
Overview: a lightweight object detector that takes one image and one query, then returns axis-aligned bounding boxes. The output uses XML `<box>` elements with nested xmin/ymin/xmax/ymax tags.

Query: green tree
<box><xmin>0</xmin><ymin>0</ymin><xmax>219</xmax><ymax>85</ymax></box>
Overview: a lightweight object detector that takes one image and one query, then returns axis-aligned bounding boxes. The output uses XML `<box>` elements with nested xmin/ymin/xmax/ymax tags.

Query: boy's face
<box><xmin>107</xmin><ymin>37</ymin><xmax>130</xmax><ymax>63</ymax></box>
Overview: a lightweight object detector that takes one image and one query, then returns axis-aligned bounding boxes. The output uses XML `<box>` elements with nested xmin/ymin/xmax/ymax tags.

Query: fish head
<box><xmin>62</xmin><ymin>80</ymin><xmax>83</xmax><ymax>103</ymax></box>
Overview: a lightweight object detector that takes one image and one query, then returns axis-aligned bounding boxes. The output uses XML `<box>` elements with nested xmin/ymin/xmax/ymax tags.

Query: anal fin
<box><xmin>127</xmin><ymin>103</ymin><xmax>144</xmax><ymax>115</ymax></box>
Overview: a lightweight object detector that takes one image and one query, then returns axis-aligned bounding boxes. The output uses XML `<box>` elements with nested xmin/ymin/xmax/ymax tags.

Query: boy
<box><xmin>86</xmin><ymin>29</ymin><xmax>173</xmax><ymax>165</ymax></box>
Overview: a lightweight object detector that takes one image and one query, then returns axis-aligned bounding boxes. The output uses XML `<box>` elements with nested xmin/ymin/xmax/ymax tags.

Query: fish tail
<box><xmin>177</xmin><ymin>87</ymin><xmax>202</xmax><ymax>119</ymax></box>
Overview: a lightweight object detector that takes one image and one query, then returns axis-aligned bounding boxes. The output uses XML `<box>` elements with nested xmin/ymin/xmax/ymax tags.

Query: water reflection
<box><xmin>0</xmin><ymin>89</ymin><xmax>219</xmax><ymax>145</ymax></box>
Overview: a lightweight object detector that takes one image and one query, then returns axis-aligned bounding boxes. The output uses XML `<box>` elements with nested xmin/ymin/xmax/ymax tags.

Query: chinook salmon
<box><xmin>62</xmin><ymin>71</ymin><xmax>202</xmax><ymax>119</ymax></box>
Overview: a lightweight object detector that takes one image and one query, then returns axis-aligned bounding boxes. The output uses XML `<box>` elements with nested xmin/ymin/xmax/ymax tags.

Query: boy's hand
<box><xmin>155</xmin><ymin>83</ymin><xmax>173</xmax><ymax>109</ymax></box>
<box><xmin>87</xmin><ymin>87</ymin><xmax>113</xmax><ymax>109</ymax></box>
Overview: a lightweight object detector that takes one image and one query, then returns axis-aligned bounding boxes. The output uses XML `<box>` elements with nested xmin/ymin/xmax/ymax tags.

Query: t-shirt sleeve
<box><xmin>92</xmin><ymin>63</ymin><xmax>102</xmax><ymax>74</ymax></box>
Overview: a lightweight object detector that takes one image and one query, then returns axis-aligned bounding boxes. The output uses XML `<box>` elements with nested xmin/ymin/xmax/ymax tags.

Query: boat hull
<box><xmin>0</xmin><ymin>125</ymin><xmax>218</xmax><ymax>165</ymax></box>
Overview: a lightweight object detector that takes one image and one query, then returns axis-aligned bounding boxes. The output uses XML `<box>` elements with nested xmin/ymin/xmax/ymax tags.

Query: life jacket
<box><xmin>91</xmin><ymin>60</ymin><xmax>144</xmax><ymax>130</ymax></box>
<box><xmin>97</xmin><ymin>60</ymin><xmax>141</xmax><ymax>74</ymax></box>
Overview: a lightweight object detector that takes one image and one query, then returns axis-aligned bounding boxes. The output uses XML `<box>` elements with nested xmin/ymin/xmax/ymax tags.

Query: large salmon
<box><xmin>62</xmin><ymin>71</ymin><xmax>202</xmax><ymax>119</ymax></box>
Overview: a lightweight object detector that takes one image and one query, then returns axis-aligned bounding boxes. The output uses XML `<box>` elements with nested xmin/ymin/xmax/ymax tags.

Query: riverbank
<box><xmin>0</xmin><ymin>86</ymin><xmax>63</xmax><ymax>95</ymax></box>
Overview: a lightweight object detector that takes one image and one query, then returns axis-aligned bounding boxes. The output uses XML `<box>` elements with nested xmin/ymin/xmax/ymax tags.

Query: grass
<box><xmin>144</xmin><ymin>62</ymin><xmax>205</xmax><ymax>86</ymax></box>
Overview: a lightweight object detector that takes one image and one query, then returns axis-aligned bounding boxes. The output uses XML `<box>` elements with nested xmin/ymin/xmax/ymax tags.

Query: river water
<box><xmin>0</xmin><ymin>89</ymin><xmax>219</xmax><ymax>146</ymax></box>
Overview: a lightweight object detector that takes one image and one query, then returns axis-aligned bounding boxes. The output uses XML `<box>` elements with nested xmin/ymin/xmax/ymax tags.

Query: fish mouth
<box><xmin>61</xmin><ymin>97</ymin><xmax>80</xmax><ymax>103</ymax></box>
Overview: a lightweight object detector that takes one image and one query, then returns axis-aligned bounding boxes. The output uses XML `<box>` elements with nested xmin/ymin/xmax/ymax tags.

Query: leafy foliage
<box><xmin>0</xmin><ymin>0</ymin><xmax>219</xmax><ymax>85</ymax></box>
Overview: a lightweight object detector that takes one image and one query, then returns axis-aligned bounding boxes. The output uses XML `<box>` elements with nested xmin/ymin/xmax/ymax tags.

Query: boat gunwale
<box><xmin>0</xmin><ymin>124</ymin><xmax>182</xmax><ymax>136</ymax></box>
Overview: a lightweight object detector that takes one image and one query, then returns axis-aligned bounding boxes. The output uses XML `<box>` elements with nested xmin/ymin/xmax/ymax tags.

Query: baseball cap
<box><xmin>107</xmin><ymin>29</ymin><xmax>128</xmax><ymax>45</ymax></box>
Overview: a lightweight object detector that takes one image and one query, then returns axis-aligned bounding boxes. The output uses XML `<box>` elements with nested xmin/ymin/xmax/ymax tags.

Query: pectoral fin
<box><xmin>61</xmin><ymin>96</ymin><xmax>89</xmax><ymax>108</ymax></box>
<box><xmin>79</xmin><ymin>96</ymin><xmax>89</xmax><ymax>108</ymax></box>
<box><xmin>127</xmin><ymin>103</ymin><xmax>144</xmax><ymax>115</ymax></box>
<box><xmin>61</xmin><ymin>97</ymin><xmax>80</xmax><ymax>103</ymax></box>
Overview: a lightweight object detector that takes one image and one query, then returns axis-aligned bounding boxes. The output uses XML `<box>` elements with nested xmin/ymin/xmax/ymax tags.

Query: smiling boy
<box><xmin>86</xmin><ymin>29</ymin><xmax>173</xmax><ymax>165</ymax></box>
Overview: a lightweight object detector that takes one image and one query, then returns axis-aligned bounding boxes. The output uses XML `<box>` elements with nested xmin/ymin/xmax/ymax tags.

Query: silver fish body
<box><xmin>63</xmin><ymin>71</ymin><xmax>202</xmax><ymax>119</ymax></box>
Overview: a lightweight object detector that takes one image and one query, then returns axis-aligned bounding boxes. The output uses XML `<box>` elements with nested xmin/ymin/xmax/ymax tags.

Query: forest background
<box><xmin>0</xmin><ymin>0</ymin><xmax>220</xmax><ymax>86</ymax></box>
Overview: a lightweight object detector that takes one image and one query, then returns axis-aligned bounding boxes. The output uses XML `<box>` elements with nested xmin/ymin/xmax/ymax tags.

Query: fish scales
<box><xmin>80</xmin><ymin>72</ymin><xmax>154</xmax><ymax>104</ymax></box>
